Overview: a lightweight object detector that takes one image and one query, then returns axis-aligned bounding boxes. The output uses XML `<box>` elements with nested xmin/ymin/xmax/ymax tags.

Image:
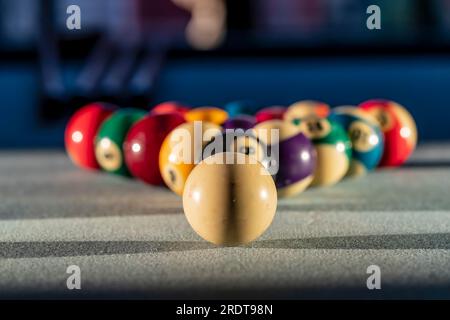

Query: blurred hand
<box><xmin>172</xmin><ymin>0</ymin><xmax>226</xmax><ymax>50</ymax></box>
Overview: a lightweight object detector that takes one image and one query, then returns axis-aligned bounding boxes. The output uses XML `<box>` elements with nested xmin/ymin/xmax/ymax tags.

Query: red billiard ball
<box><xmin>123</xmin><ymin>112</ymin><xmax>186</xmax><ymax>185</ymax></box>
<box><xmin>65</xmin><ymin>102</ymin><xmax>117</xmax><ymax>170</ymax></box>
<box><xmin>255</xmin><ymin>106</ymin><xmax>287</xmax><ymax>124</ymax></box>
<box><xmin>151</xmin><ymin>101</ymin><xmax>190</xmax><ymax>116</ymax></box>
<box><xmin>359</xmin><ymin>99</ymin><xmax>417</xmax><ymax>167</ymax></box>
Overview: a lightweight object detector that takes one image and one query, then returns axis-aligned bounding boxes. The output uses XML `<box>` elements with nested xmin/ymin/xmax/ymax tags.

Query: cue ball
<box><xmin>185</xmin><ymin>107</ymin><xmax>229</xmax><ymax>125</ymax></box>
<box><xmin>124</xmin><ymin>112</ymin><xmax>185</xmax><ymax>185</ymax></box>
<box><xmin>159</xmin><ymin>121</ymin><xmax>222</xmax><ymax>195</ymax></box>
<box><xmin>359</xmin><ymin>99</ymin><xmax>417</xmax><ymax>167</ymax></box>
<box><xmin>95</xmin><ymin>108</ymin><xmax>147</xmax><ymax>176</ymax></box>
<box><xmin>295</xmin><ymin>116</ymin><xmax>352</xmax><ymax>187</ymax></box>
<box><xmin>330</xmin><ymin>106</ymin><xmax>384</xmax><ymax>177</ymax></box>
<box><xmin>65</xmin><ymin>102</ymin><xmax>117</xmax><ymax>170</ymax></box>
<box><xmin>254</xmin><ymin>120</ymin><xmax>316</xmax><ymax>197</ymax></box>
<box><xmin>183</xmin><ymin>152</ymin><xmax>277</xmax><ymax>246</ymax></box>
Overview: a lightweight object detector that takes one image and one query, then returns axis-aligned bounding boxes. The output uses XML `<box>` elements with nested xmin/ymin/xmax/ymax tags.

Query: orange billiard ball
<box><xmin>65</xmin><ymin>102</ymin><xmax>117</xmax><ymax>170</ymax></box>
<box><xmin>184</xmin><ymin>107</ymin><xmax>228</xmax><ymax>125</ymax></box>
<box><xmin>359</xmin><ymin>99</ymin><xmax>417</xmax><ymax>167</ymax></box>
<box><xmin>159</xmin><ymin>121</ymin><xmax>222</xmax><ymax>195</ymax></box>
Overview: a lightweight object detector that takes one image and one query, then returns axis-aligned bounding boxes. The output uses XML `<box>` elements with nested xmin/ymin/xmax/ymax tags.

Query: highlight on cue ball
<box><xmin>182</xmin><ymin>152</ymin><xmax>277</xmax><ymax>246</ymax></box>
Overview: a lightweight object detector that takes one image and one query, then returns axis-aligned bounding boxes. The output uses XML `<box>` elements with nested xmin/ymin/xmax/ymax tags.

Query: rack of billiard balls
<box><xmin>65</xmin><ymin>99</ymin><xmax>417</xmax><ymax>246</ymax></box>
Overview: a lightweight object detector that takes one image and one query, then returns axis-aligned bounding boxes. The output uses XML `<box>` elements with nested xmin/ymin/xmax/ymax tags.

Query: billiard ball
<box><xmin>159</xmin><ymin>121</ymin><xmax>222</xmax><ymax>195</ymax></box>
<box><xmin>294</xmin><ymin>116</ymin><xmax>352</xmax><ymax>187</ymax></box>
<box><xmin>330</xmin><ymin>106</ymin><xmax>384</xmax><ymax>177</ymax></box>
<box><xmin>151</xmin><ymin>101</ymin><xmax>190</xmax><ymax>116</ymax></box>
<box><xmin>123</xmin><ymin>113</ymin><xmax>185</xmax><ymax>185</ymax></box>
<box><xmin>359</xmin><ymin>99</ymin><xmax>417</xmax><ymax>167</ymax></box>
<box><xmin>95</xmin><ymin>108</ymin><xmax>147</xmax><ymax>176</ymax></box>
<box><xmin>65</xmin><ymin>102</ymin><xmax>117</xmax><ymax>170</ymax></box>
<box><xmin>185</xmin><ymin>107</ymin><xmax>228</xmax><ymax>125</ymax></box>
<box><xmin>253</xmin><ymin>120</ymin><xmax>316</xmax><ymax>197</ymax></box>
<box><xmin>222</xmin><ymin>115</ymin><xmax>256</xmax><ymax>131</ymax></box>
<box><xmin>284</xmin><ymin>100</ymin><xmax>330</xmax><ymax>123</ymax></box>
<box><xmin>255</xmin><ymin>106</ymin><xmax>286</xmax><ymax>123</ymax></box>
<box><xmin>183</xmin><ymin>152</ymin><xmax>277</xmax><ymax>246</ymax></box>
<box><xmin>224</xmin><ymin>100</ymin><xmax>257</xmax><ymax>117</ymax></box>
<box><xmin>203</xmin><ymin>131</ymin><xmax>267</xmax><ymax>168</ymax></box>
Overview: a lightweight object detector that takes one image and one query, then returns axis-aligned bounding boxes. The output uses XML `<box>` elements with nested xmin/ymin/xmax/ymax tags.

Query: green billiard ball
<box><xmin>294</xmin><ymin>116</ymin><xmax>352</xmax><ymax>187</ymax></box>
<box><xmin>95</xmin><ymin>108</ymin><xmax>146</xmax><ymax>176</ymax></box>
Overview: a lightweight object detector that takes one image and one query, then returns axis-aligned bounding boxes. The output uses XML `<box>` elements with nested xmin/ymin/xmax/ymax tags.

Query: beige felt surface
<box><xmin>1</xmin><ymin>144</ymin><xmax>450</xmax><ymax>299</ymax></box>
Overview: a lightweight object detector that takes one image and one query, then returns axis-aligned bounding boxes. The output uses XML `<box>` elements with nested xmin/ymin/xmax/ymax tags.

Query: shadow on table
<box><xmin>402</xmin><ymin>160</ymin><xmax>450</xmax><ymax>168</ymax></box>
<box><xmin>253</xmin><ymin>233</ymin><xmax>450</xmax><ymax>250</ymax></box>
<box><xmin>1</xmin><ymin>233</ymin><xmax>450</xmax><ymax>259</ymax></box>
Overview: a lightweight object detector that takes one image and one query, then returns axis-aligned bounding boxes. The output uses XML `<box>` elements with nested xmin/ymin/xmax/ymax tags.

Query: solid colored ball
<box><xmin>224</xmin><ymin>100</ymin><xmax>258</xmax><ymax>117</ymax></box>
<box><xmin>185</xmin><ymin>107</ymin><xmax>228</xmax><ymax>125</ymax></box>
<box><xmin>159</xmin><ymin>121</ymin><xmax>222</xmax><ymax>195</ymax></box>
<box><xmin>65</xmin><ymin>102</ymin><xmax>117</xmax><ymax>170</ymax></box>
<box><xmin>254</xmin><ymin>120</ymin><xmax>316</xmax><ymax>197</ymax></box>
<box><xmin>294</xmin><ymin>116</ymin><xmax>352</xmax><ymax>187</ymax></box>
<box><xmin>151</xmin><ymin>101</ymin><xmax>190</xmax><ymax>116</ymax></box>
<box><xmin>330</xmin><ymin>106</ymin><xmax>384</xmax><ymax>177</ymax></box>
<box><xmin>359</xmin><ymin>99</ymin><xmax>417</xmax><ymax>167</ymax></box>
<box><xmin>95</xmin><ymin>108</ymin><xmax>147</xmax><ymax>176</ymax></box>
<box><xmin>124</xmin><ymin>113</ymin><xmax>186</xmax><ymax>185</ymax></box>
<box><xmin>255</xmin><ymin>106</ymin><xmax>286</xmax><ymax>124</ymax></box>
<box><xmin>183</xmin><ymin>152</ymin><xmax>277</xmax><ymax>246</ymax></box>
<box><xmin>284</xmin><ymin>100</ymin><xmax>330</xmax><ymax>123</ymax></box>
<box><xmin>222</xmin><ymin>115</ymin><xmax>256</xmax><ymax>131</ymax></box>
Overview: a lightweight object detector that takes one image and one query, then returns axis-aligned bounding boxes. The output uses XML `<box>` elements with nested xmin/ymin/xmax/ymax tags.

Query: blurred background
<box><xmin>1</xmin><ymin>0</ymin><xmax>450</xmax><ymax>148</ymax></box>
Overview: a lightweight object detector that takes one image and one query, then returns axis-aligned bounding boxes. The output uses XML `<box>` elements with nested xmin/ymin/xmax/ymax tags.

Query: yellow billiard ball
<box><xmin>159</xmin><ymin>121</ymin><xmax>222</xmax><ymax>195</ymax></box>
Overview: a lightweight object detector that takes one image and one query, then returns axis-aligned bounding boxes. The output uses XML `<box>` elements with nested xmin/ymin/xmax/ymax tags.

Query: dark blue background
<box><xmin>1</xmin><ymin>55</ymin><xmax>449</xmax><ymax>148</ymax></box>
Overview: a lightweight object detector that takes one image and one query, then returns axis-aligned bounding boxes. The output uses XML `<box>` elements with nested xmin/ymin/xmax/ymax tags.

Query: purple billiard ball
<box><xmin>254</xmin><ymin>120</ymin><xmax>316</xmax><ymax>198</ymax></box>
<box><xmin>222</xmin><ymin>115</ymin><xmax>256</xmax><ymax>131</ymax></box>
